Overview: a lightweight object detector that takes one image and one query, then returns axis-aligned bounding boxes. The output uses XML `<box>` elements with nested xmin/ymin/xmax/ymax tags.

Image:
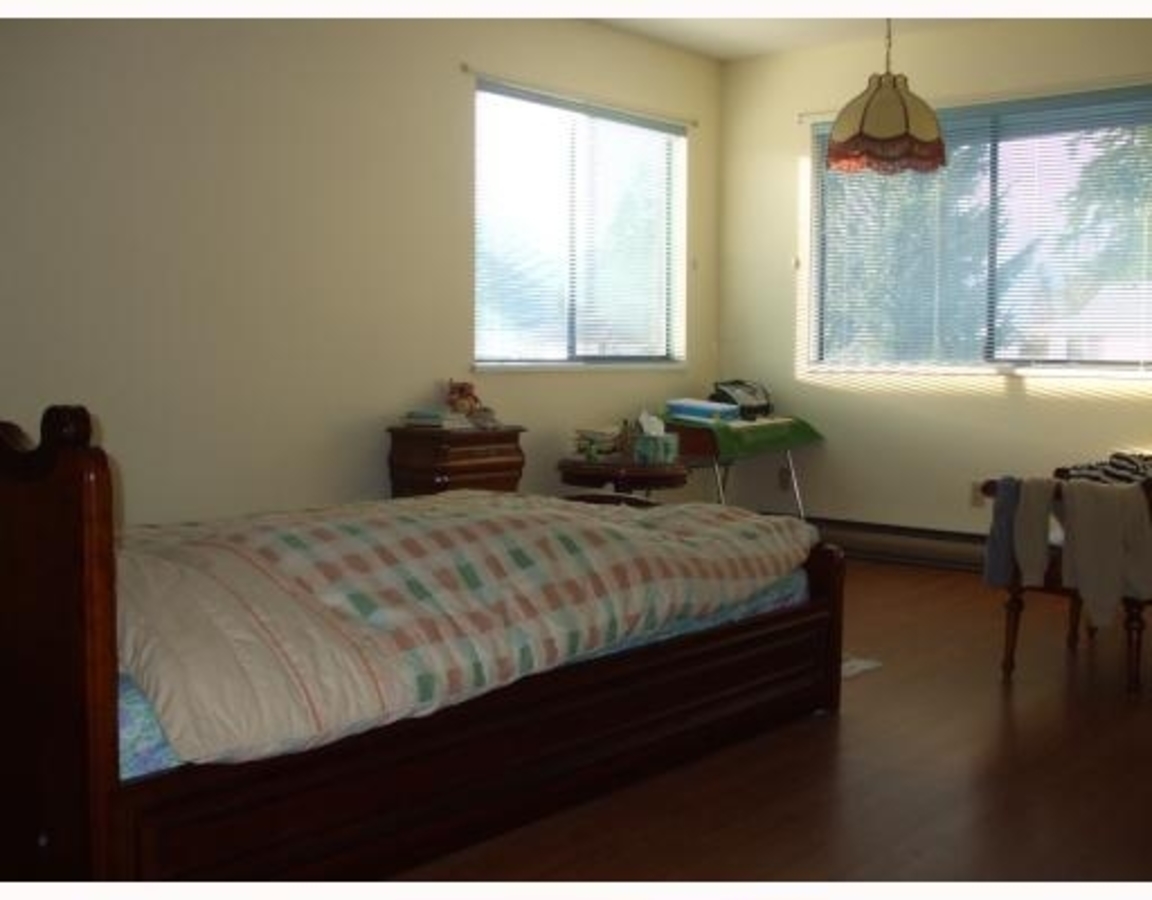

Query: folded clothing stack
<box><xmin>573</xmin><ymin>425</ymin><xmax>620</xmax><ymax>459</ymax></box>
<box><xmin>664</xmin><ymin>398</ymin><xmax>740</xmax><ymax>422</ymax></box>
<box><xmin>403</xmin><ymin>408</ymin><xmax>473</xmax><ymax>429</ymax></box>
<box><xmin>1059</xmin><ymin>452</ymin><xmax>1152</xmax><ymax>484</ymax></box>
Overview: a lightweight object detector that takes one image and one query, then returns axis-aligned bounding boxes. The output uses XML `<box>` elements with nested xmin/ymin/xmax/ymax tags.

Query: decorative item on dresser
<box><xmin>388</xmin><ymin>423</ymin><xmax>526</xmax><ymax>496</ymax></box>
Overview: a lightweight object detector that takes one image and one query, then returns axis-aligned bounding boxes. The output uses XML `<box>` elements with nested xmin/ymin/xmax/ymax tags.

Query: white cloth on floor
<box><xmin>1060</xmin><ymin>480</ymin><xmax>1152</xmax><ymax>627</ymax></box>
<box><xmin>1013</xmin><ymin>477</ymin><xmax>1058</xmax><ymax>586</ymax></box>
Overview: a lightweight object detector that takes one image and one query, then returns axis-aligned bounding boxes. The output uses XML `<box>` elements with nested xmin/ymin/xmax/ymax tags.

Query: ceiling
<box><xmin>602</xmin><ymin>18</ymin><xmax>979</xmax><ymax>62</ymax></box>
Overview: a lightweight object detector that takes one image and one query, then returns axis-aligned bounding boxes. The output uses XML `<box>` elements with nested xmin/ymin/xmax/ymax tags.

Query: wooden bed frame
<box><xmin>0</xmin><ymin>405</ymin><xmax>845</xmax><ymax>879</ymax></box>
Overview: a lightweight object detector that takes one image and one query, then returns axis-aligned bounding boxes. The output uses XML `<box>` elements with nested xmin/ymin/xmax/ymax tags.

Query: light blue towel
<box><xmin>983</xmin><ymin>476</ymin><xmax>1020</xmax><ymax>587</ymax></box>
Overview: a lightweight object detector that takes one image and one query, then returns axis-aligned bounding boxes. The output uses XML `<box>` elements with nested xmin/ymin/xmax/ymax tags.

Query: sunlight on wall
<box><xmin>1012</xmin><ymin>370</ymin><xmax>1152</xmax><ymax>452</ymax></box>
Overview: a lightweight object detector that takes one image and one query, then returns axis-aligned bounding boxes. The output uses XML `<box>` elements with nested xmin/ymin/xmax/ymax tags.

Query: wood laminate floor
<box><xmin>399</xmin><ymin>559</ymin><xmax>1152</xmax><ymax>881</ymax></box>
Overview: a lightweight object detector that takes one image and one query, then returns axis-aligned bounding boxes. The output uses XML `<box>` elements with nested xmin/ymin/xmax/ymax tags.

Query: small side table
<box><xmin>557</xmin><ymin>454</ymin><xmax>689</xmax><ymax>498</ymax></box>
<box><xmin>664</xmin><ymin>415</ymin><xmax>821</xmax><ymax>514</ymax></box>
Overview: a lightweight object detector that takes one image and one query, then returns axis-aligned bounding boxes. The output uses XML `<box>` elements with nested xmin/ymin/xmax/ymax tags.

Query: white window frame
<box><xmin>474</xmin><ymin>78</ymin><xmax>688</xmax><ymax>369</ymax></box>
<box><xmin>810</xmin><ymin>83</ymin><xmax>1152</xmax><ymax>377</ymax></box>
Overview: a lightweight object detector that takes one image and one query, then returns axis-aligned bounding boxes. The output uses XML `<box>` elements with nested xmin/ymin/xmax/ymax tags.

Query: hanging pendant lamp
<box><xmin>826</xmin><ymin>19</ymin><xmax>945</xmax><ymax>174</ymax></box>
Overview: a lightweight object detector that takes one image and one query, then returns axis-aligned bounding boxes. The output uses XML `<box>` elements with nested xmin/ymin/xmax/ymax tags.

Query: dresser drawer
<box><xmin>388</xmin><ymin>425</ymin><xmax>526</xmax><ymax>497</ymax></box>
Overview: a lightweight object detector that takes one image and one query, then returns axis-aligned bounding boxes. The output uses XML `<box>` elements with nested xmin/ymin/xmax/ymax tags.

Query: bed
<box><xmin>0</xmin><ymin>405</ymin><xmax>845</xmax><ymax>879</ymax></box>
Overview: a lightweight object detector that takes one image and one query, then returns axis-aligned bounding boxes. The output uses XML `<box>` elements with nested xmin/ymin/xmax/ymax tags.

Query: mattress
<box><xmin>119</xmin><ymin>566</ymin><xmax>810</xmax><ymax>780</ymax></box>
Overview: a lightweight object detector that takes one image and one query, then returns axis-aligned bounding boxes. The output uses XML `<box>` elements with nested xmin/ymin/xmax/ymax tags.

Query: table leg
<box><xmin>711</xmin><ymin>460</ymin><xmax>727</xmax><ymax>505</ymax></box>
<box><xmin>785</xmin><ymin>450</ymin><xmax>806</xmax><ymax>519</ymax></box>
<box><xmin>1002</xmin><ymin>583</ymin><xmax>1024</xmax><ymax>682</ymax></box>
<box><xmin>1067</xmin><ymin>592</ymin><xmax>1083</xmax><ymax>651</ymax></box>
<box><xmin>1123</xmin><ymin>598</ymin><xmax>1145</xmax><ymax>693</ymax></box>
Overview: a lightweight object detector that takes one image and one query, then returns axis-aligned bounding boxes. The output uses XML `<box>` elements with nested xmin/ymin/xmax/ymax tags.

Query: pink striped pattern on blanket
<box><xmin>117</xmin><ymin>491</ymin><xmax>818</xmax><ymax>764</ymax></box>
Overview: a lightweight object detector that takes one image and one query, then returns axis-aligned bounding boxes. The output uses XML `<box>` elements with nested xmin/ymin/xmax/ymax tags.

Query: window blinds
<box><xmin>813</xmin><ymin>84</ymin><xmax>1152</xmax><ymax>371</ymax></box>
<box><xmin>475</xmin><ymin>79</ymin><xmax>687</xmax><ymax>364</ymax></box>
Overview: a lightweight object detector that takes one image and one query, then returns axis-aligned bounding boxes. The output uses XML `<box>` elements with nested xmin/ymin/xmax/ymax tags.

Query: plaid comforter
<box><xmin>118</xmin><ymin>491</ymin><xmax>819</xmax><ymax>765</ymax></box>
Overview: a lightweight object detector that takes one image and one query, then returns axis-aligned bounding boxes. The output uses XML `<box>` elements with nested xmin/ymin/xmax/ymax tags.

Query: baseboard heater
<box><xmin>801</xmin><ymin>517</ymin><xmax>985</xmax><ymax>572</ymax></box>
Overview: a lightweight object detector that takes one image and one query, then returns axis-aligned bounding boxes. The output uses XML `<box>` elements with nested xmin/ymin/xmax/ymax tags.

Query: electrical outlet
<box><xmin>969</xmin><ymin>480</ymin><xmax>986</xmax><ymax>508</ymax></box>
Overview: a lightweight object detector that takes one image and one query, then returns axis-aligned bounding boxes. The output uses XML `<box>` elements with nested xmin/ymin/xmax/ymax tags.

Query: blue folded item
<box><xmin>665</xmin><ymin>398</ymin><xmax>740</xmax><ymax>421</ymax></box>
<box><xmin>983</xmin><ymin>476</ymin><xmax>1020</xmax><ymax>588</ymax></box>
<box><xmin>119</xmin><ymin>672</ymin><xmax>181</xmax><ymax>779</ymax></box>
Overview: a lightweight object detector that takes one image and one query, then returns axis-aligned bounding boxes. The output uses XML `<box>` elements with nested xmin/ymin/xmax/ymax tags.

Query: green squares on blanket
<box><xmin>345</xmin><ymin>591</ymin><xmax>379</xmax><ymax>619</ymax></box>
<box><xmin>405</xmin><ymin>577</ymin><xmax>433</xmax><ymax>602</ymax></box>
<box><xmin>416</xmin><ymin>671</ymin><xmax>436</xmax><ymax>704</ymax></box>
<box><xmin>471</xmin><ymin>660</ymin><xmax>487</xmax><ymax>689</ymax></box>
<box><xmin>457</xmin><ymin>561</ymin><xmax>483</xmax><ymax>592</ymax></box>
<box><xmin>279</xmin><ymin>533</ymin><xmax>309</xmax><ymax>551</ymax></box>
<box><xmin>557</xmin><ymin>533</ymin><xmax>582</xmax><ymax>556</ymax></box>
<box><xmin>507</xmin><ymin>546</ymin><xmax>534</xmax><ymax>570</ymax></box>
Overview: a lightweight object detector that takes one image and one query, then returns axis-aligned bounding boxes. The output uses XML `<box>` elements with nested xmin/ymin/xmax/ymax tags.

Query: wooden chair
<box><xmin>999</xmin><ymin>557</ymin><xmax>1098</xmax><ymax>682</ymax></box>
<box><xmin>1121</xmin><ymin>596</ymin><xmax>1150</xmax><ymax>692</ymax></box>
<box><xmin>985</xmin><ymin>478</ymin><xmax>1150</xmax><ymax>692</ymax></box>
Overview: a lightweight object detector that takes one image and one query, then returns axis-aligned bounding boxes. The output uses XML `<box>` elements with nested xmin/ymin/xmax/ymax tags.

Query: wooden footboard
<box><xmin>0</xmin><ymin>406</ymin><xmax>844</xmax><ymax>879</ymax></box>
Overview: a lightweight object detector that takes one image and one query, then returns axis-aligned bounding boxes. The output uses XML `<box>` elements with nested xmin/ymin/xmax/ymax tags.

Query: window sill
<box><xmin>473</xmin><ymin>360</ymin><xmax>689</xmax><ymax>375</ymax></box>
<box><xmin>805</xmin><ymin>363</ymin><xmax>1152</xmax><ymax>380</ymax></box>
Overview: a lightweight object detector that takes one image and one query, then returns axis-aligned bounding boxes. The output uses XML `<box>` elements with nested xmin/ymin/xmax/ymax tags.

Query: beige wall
<box><xmin>0</xmin><ymin>20</ymin><xmax>720</xmax><ymax>524</ymax></box>
<box><xmin>10</xmin><ymin>18</ymin><xmax>1151</xmax><ymax>535</ymax></box>
<box><xmin>721</xmin><ymin>19</ymin><xmax>1152</xmax><ymax>533</ymax></box>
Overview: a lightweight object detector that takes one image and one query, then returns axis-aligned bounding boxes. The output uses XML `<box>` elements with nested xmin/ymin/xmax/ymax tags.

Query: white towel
<box><xmin>1060</xmin><ymin>480</ymin><xmax>1152</xmax><ymax>627</ymax></box>
<box><xmin>1013</xmin><ymin>477</ymin><xmax>1058</xmax><ymax>586</ymax></box>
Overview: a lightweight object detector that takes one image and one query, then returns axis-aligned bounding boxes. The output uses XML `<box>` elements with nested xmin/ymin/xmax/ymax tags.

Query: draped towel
<box><xmin>1060</xmin><ymin>480</ymin><xmax>1152</xmax><ymax>627</ymax></box>
<box><xmin>1013</xmin><ymin>477</ymin><xmax>1058</xmax><ymax>587</ymax></box>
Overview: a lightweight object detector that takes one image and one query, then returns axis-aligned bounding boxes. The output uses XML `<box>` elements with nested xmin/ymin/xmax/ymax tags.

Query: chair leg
<box><xmin>1067</xmin><ymin>592</ymin><xmax>1083</xmax><ymax>651</ymax></box>
<box><xmin>1002</xmin><ymin>584</ymin><xmax>1024</xmax><ymax>682</ymax></box>
<box><xmin>1123</xmin><ymin>598</ymin><xmax>1145</xmax><ymax>693</ymax></box>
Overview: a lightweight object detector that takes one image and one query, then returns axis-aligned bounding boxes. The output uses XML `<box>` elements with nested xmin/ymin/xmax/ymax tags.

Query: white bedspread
<box><xmin>117</xmin><ymin>491</ymin><xmax>819</xmax><ymax>765</ymax></box>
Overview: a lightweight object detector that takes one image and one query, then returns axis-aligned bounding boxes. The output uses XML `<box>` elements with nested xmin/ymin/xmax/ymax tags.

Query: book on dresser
<box><xmin>402</xmin><ymin>408</ymin><xmax>475</xmax><ymax>430</ymax></box>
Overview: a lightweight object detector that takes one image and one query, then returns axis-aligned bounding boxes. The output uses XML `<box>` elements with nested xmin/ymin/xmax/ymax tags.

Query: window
<box><xmin>812</xmin><ymin>84</ymin><xmax>1152</xmax><ymax>372</ymax></box>
<box><xmin>474</xmin><ymin>79</ymin><xmax>687</xmax><ymax>365</ymax></box>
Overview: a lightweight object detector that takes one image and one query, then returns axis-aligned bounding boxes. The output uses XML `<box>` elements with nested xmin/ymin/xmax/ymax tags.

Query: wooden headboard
<box><xmin>0</xmin><ymin>406</ymin><xmax>118</xmax><ymax>876</ymax></box>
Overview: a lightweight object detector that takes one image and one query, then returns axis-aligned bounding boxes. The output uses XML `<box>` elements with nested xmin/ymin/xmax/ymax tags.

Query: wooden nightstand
<box><xmin>388</xmin><ymin>425</ymin><xmax>526</xmax><ymax>497</ymax></box>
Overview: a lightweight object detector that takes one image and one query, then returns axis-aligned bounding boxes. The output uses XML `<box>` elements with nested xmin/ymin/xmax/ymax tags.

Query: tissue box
<box><xmin>633</xmin><ymin>433</ymin><xmax>679</xmax><ymax>465</ymax></box>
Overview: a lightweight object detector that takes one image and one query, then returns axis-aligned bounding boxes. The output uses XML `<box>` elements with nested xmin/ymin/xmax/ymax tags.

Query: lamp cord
<box><xmin>884</xmin><ymin>18</ymin><xmax>892</xmax><ymax>74</ymax></box>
